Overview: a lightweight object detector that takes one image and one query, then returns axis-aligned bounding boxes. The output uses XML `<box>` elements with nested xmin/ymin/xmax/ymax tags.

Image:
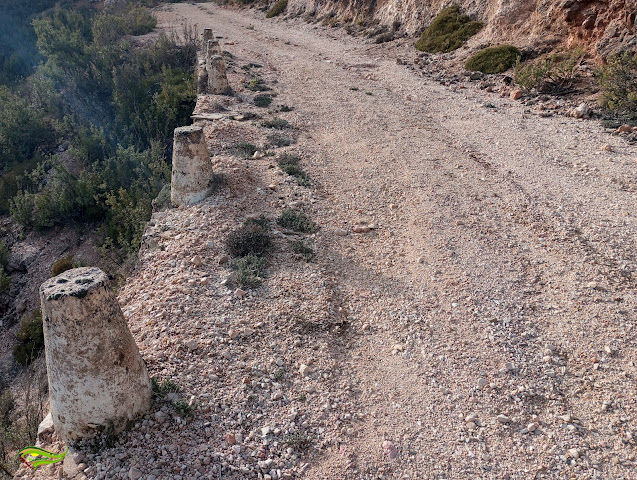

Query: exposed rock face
<box><xmin>40</xmin><ymin>267</ymin><xmax>151</xmax><ymax>443</ymax></box>
<box><xmin>287</xmin><ymin>0</ymin><xmax>637</xmax><ymax>56</ymax></box>
<box><xmin>171</xmin><ymin>126</ymin><xmax>214</xmax><ymax>206</ymax></box>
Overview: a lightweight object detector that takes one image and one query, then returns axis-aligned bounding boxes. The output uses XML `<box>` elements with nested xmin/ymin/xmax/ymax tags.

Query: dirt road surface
<box><xmin>27</xmin><ymin>4</ymin><xmax>637</xmax><ymax>480</ymax></box>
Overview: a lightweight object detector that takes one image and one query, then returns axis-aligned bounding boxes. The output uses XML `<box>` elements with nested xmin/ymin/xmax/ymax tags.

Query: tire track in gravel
<box><xmin>159</xmin><ymin>4</ymin><xmax>637</xmax><ymax>478</ymax></box>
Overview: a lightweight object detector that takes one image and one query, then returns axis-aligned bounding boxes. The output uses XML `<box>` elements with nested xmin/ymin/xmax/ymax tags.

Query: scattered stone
<box><xmin>218</xmin><ymin>254</ymin><xmax>230</xmax><ymax>265</ymax></box>
<box><xmin>616</xmin><ymin>124</ymin><xmax>632</xmax><ymax>134</ymax></box>
<box><xmin>185</xmin><ymin>339</ymin><xmax>199</xmax><ymax>351</ymax></box>
<box><xmin>334</xmin><ymin>228</ymin><xmax>349</xmax><ymax>236</ymax></box>
<box><xmin>253</xmin><ymin>151</ymin><xmax>265</xmax><ymax>159</ymax></box>
<box><xmin>234</xmin><ymin>288</ymin><xmax>247</xmax><ymax>299</ymax></box>
<box><xmin>510</xmin><ymin>89</ymin><xmax>523</xmax><ymax>100</ymax></box>
<box><xmin>571</xmin><ymin>103</ymin><xmax>591</xmax><ymax>119</ymax></box>
<box><xmin>191</xmin><ymin>255</ymin><xmax>203</xmax><ymax>266</ymax></box>
<box><xmin>128</xmin><ymin>466</ymin><xmax>142</xmax><ymax>480</ymax></box>
<box><xmin>465</xmin><ymin>413</ymin><xmax>478</xmax><ymax>423</ymax></box>
<box><xmin>567</xmin><ymin>448</ymin><xmax>580</xmax><ymax>459</ymax></box>
<box><xmin>225</xmin><ymin>432</ymin><xmax>236</xmax><ymax>445</ymax></box>
<box><xmin>382</xmin><ymin>440</ymin><xmax>398</xmax><ymax>459</ymax></box>
<box><xmin>602</xmin><ymin>144</ymin><xmax>613</xmax><ymax>152</ymax></box>
<box><xmin>496</xmin><ymin>414</ymin><xmax>511</xmax><ymax>424</ymax></box>
<box><xmin>299</xmin><ymin>364</ymin><xmax>312</xmax><ymax>376</ymax></box>
<box><xmin>352</xmin><ymin>225</ymin><xmax>371</xmax><ymax>233</ymax></box>
<box><xmin>478</xmin><ymin>378</ymin><xmax>488</xmax><ymax>388</ymax></box>
<box><xmin>527</xmin><ymin>422</ymin><xmax>538</xmax><ymax>432</ymax></box>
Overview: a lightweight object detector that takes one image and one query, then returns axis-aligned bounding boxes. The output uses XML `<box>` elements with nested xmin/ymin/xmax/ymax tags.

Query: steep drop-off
<box><xmin>288</xmin><ymin>0</ymin><xmax>637</xmax><ymax>57</ymax></box>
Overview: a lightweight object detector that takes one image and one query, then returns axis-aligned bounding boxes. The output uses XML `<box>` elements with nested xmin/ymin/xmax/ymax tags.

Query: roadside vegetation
<box><xmin>465</xmin><ymin>45</ymin><xmax>520</xmax><ymax>74</ymax></box>
<box><xmin>0</xmin><ymin>1</ymin><xmax>196</xmax><ymax>263</ymax></box>
<box><xmin>415</xmin><ymin>5</ymin><xmax>482</xmax><ymax>53</ymax></box>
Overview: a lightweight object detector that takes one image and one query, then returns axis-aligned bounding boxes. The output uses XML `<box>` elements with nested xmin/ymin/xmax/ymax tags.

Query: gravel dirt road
<box><xmin>23</xmin><ymin>4</ymin><xmax>637</xmax><ymax>479</ymax></box>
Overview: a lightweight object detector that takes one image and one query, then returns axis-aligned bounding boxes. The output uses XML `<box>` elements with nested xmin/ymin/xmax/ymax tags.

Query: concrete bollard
<box><xmin>207</xmin><ymin>55</ymin><xmax>230</xmax><ymax>95</ymax></box>
<box><xmin>40</xmin><ymin>267</ymin><xmax>151</xmax><ymax>443</ymax></box>
<box><xmin>206</xmin><ymin>39</ymin><xmax>222</xmax><ymax>58</ymax></box>
<box><xmin>197</xmin><ymin>63</ymin><xmax>209</xmax><ymax>95</ymax></box>
<box><xmin>202</xmin><ymin>28</ymin><xmax>214</xmax><ymax>45</ymax></box>
<box><xmin>170</xmin><ymin>125</ymin><xmax>213</xmax><ymax>206</ymax></box>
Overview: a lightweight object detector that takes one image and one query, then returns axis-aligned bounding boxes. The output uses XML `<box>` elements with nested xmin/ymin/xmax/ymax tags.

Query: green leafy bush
<box><xmin>267</xmin><ymin>132</ymin><xmax>292</xmax><ymax>147</ymax></box>
<box><xmin>291</xmin><ymin>240</ymin><xmax>314</xmax><ymax>261</ymax></box>
<box><xmin>13</xmin><ymin>310</ymin><xmax>44</xmax><ymax>366</ymax></box>
<box><xmin>266</xmin><ymin>0</ymin><xmax>288</xmax><ymax>18</ymax></box>
<box><xmin>598</xmin><ymin>51</ymin><xmax>637</xmax><ymax>119</ymax></box>
<box><xmin>277</xmin><ymin>208</ymin><xmax>318</xmax><ymax>233</ymax></box>
<box><xmin>415</xmin><ymin>6</ymin><xmax>482</xmax><ymax>53</ymax></box>
<box><xmin>465</xmin><ymin>45</ymin><xmax>520</xmax><ymax>74</ymax></box>
<box><xmin>263</xmin><ymin>118</ymin><xmax>290</xmax><ymax>129</ymax></box>
<box><xmin>514</xmin><ymin>48</ymin><xmax>584</xmax><ymax>93</ymax></box>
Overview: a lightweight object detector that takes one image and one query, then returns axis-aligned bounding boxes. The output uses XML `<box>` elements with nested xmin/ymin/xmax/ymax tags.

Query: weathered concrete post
<box><xmin>206</xmin><ymin>39</ymin><xmax>222</xmax><ymax>58</ymax></box>
<box><xmin>202</xmin><ymin>28</ymin><xmax>214</xmax><ymax>45</ymax></box>
<box><xmin>197</xmin><ymin>60</ymin><xmax>209</xmax><ymax>95</ymax></box>
<box><xmin>207</xmin><ymin>54</ymin><xmax>230</xmax><ymax>95</ymax></box>
<box><xmin>171</xmin><ymin>125</ymin><xmax>213</xmax><ymax>206</ymax></box>
<box><xmin>40</xmin><ymin>268</ymin><xmax>151</xmax><ymax>443</ymax></box>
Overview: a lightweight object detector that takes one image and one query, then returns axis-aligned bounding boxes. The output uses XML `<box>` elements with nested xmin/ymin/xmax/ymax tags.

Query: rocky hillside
<box><xmin>288</xmin><ymin>0</ymin><xmax>637</xmax><ymax>57</ymax></box>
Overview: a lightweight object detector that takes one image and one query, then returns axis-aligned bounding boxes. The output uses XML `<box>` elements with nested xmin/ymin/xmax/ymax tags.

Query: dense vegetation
<box><xmin>598</xmin><ymin>51</ymin><xmax>637</xmax><ymax>119</ymax></box>
<box><xmin>0</xmin><ymin>1</ymin><xmax>196</xmax><ymax>260</ymax></box>
<box><xmin>465</xmin><ymin>45</ymin><xmax>520</xmax><ymax>74</ymax></box>
<box><xmin>415</xmin><ymin>5</ymin><xmax>482</xmax><ymax>53</ymax></box>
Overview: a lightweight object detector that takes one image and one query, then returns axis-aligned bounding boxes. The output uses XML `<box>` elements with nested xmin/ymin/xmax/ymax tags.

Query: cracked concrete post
<box><xmin>207</xmin><ymin>54</ymin><xmax>230</xmax><ymax>95</ymax></box>
<box><xmin>40</xmin><ymin>267</ymin><xmax>151</xmax><ymax>443</ymax></box>
<box><xmin>171</xmin><ymin>125</ymin><xmax>213</xmax><ymax>206</ymax></box>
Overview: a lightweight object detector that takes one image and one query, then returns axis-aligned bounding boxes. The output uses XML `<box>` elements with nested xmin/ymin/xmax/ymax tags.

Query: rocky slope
<box><xmin>287</xmin><ymin>0</ymin><xmax>637</xmax><ymax>57</ymax></box>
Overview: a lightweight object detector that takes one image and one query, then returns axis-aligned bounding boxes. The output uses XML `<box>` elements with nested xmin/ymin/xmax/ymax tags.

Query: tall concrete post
<box><xmin>207</xmin><ymin>54</ymin><xmax>230</xmax><ymax>95</ymax></box>
<box><xmin>40</xmin><ymin>268</ymin><xmax>151</xmax><ymax>443</ymax></box>
<box><xmin>206</xmin><ymin>39</ymin><xmax>222</xmax><ymax>58</ymax></box>
<box><xmin>171</xmin><ymin>125</ymin><xmax>213</xmax><ymax>206</ymax></box>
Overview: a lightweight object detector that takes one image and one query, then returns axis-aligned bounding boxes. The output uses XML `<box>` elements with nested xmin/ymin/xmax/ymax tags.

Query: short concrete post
<box><xmin>207</xmin><ymin>55</ymin><xmax>230</xmax><ymax>95</ymax></box>
<box><xmin>40</xmin><ymin>268</ymin><xmax>151</xmax><ymax>443</ymax></box>
<box><xmin>202</xmin><ymin>28</ymin><xmax>214</xmax><ymax>45</ymax></box>
<box><xmin>206</xmin><ymin>39</ymin><xmax>222</xmax><ymax>58</ymax></box>
<box><xmin>197</xmin><ymin>61</ymin><xmax>209</xmax><ymax>95</ymax></box>
<box><xmin>171</xmin><ymin>125</ymin><xmax>213</xmax><ymax>206</ymax></box>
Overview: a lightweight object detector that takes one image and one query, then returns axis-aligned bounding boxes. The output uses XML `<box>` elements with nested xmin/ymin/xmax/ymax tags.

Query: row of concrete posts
<box><xmin>41</xmin><ymin>28</ymin><xmax>227</xmax><ymax>447</ymax></box>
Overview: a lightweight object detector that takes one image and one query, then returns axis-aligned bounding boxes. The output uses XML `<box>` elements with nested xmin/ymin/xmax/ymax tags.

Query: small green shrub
<box><xmin>254</xmin><ymin>94</ymin><xmax>273</xmax><ymax>107</ymax></box>
<box><xmin>233</xmin><ymin>254</ymin><xmax>266</xmax><ymax>288</ymax></box>
<box><xmin>246</xmin><ymin>78</ymin><xmax>270</xmax><ymax>92</ymax></box>
<box><xmin>291</xmin><ymin>240</ymin><xmax>314</xmax><ymax>261</ymax></box>
<box><xmin>415</xmin><ymin>5</ymin><xmax>482</xmax><ymax>53</ymax></box>
<box><xmin>51</xmin><ymin>254</ymin><xmax>73</xmax><ymax>277</ymax></box>
<box><xmin>0</xmin><ymin>271</ymin><xmax>10</xmax><ymax>293</ymax></box>
<box><xmin>278</xmin><ymin>155</ymin><xmax>310</xmax><ymax>186</ymax></box>
<box><xmin>599</xmin><ymin>51</ymin><xmax>637</xmax><ymax>119</ymax></box>
<box><xmin>173</xmin><ymin>400</ymin><xmax>195</xmax><ymax>417</ymax></box>
<box><xmin>151</xmin><ymin>377</ymin><xmax>180</xmax><ymax>399</ymax></box>
<box><xmin>514</xmin><ymin>48</ymin><xmax>584</xmax><ymax>93</ymax></box>
<box><xmin>233</xmin><ymin>142</ymin><xmax>258</xmax><ymax>159</ymax></box>
<box><xmin>263</xmin><ymin>118</ymin><xmax>290</xmax><ymax>129</ymax></box>
<box><xmin>267</xmin><ymin>133</ymin><xmax>293</xmax><ymax>147</ymax></box>
<box><xmin>282</xmin><ymin>431</ymin><xmax>313</xmax><ymax>450</ymax></box>
<box><xmin>277</xmin><ymin>208</ymin><xmax>318</xmax><ymax>233</ymax></box>
<box><xmin>0</xmin><ymin>242</ymin><xmax>8</xmax><ymax>270</ymax></box>
<box><xmin>465</xmin><ymin>45</ymin><xmax>520</xmax><ymax>74</ymax></box>
<box><xmin>266</xmin><ymin>0</ymin><xmax>288</xmax><ymax>18</ymax></box>
<box><xmin>278</xmin><ymin>105</ymin><xmax>294</xmax><ymax>112</ymax></box>
<box><xmin>226</xmin><ymin>222</ymin><xmax>272</xmax><ymax>257</ymax></box>
<box><xmin>13</xmin><ymin>311</ymin><xmax>44</xmax><ymax>366</ymax></box>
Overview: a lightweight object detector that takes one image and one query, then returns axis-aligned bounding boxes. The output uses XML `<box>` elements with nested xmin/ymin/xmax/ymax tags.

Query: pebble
<box><xmin>381</xmin><ymin>440</ymin><xmax>398</xmax><ymax>459</ymax></box>
<box><xmin>191</xmin><ymin>255</ymin><xmax>203</xmax><ymax>266</ymax></box>
<box><xmin>510</xmin><ymin>89</ymin><xmax>523</xmax><ymax>100</ymax></box>
<box><xmin>128</xmin><ymin>467</ymin><xmax>142</xmax><ymax>480</ymax></box>
<box><xmin>478</xmin><ymin>378</ymin><xmax>488</xmax><ymax>388</ymax></box>
<box><xmin>352</xmin><ymin>225</ymin><xmax>371</xmax><ymax>233</ymax></box>
<box><xmin>299</xmin><ymin>364</ymin><xmax>312</xmax><ymax>376</ymax></box>
<box><xmin>185</xmin><ymin>340</ymin><xmax>199</xmax><ymax>351</ymax></box>
<box><xmin>602</xmin><ymin>144</ymin><xmax>613</xmax><ymax>152</ymax></box>
<box><xmin>465</xmin><ymin>413</ymin><xmax>477</xmax><ymax>423</ymax></box>
<box><xmin>234</xmin><ymin>288</ymin><xmax>247</xmax><ymax>299</ymax></box>
<box><xmin>496</xmin><ymin>414</ymin><xmax>511</xmax><ymax>424</ymax></box>
<box><xmin>218</xmin><ymin>254</ymin><xmax>230</xmax><ymax>265</ymax></box>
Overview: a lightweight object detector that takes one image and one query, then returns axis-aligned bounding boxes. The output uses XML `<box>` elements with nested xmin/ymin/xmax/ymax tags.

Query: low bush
<box><xmin>415</xmin><ymin>5</ymin><xmax>482</xmax><ymax>53</ymax></box>
<box><xmin>263</xmin><ymin>118</ymin><xmax>290</xmax><ymax>129</ymax></box>
<box><xmin>291</xmin><ymin>240</ymin><xmax>314</xmax><ymax>261</ymax></box>
<box><xmin>51</xmin><ymin>254</ymin><xmax>73</xmax><ymax>277</ymax></box>
<box><xmin>278</xmin><ymin>154</ymin><xmax>310</xmax><ymax>186</ymax></box>
<box><xmin>598</xmin><ymin>51</ymin><xmax>637</xmax><ymax>119</ymax></box>
<box><xmin>233</xmin><ymin>142</ymin><xmax>258</xmax><ymax>159</ymax></box>
<box><xmin>514</xmin><ymin>48</ymin><xmax>584</xmax><ymax>93</ymax></box>
<box><xmin>267</xmin><ymin>132</ymin><xmax>293</xmax><ymax>147</ymax></box>
<box><xmin>277</xmin><ymin>208</ymin><xmax>318</xmax><ymax>233</ymax></box>
<box><xmin>233</xmin><ymin>254</ymin><xmax>266</xmax><ymax>288</ymax></box>
<box><xmin>226</xmin><ymin>221</ymin><xmax>272</xmax><ymax>257</ymax></box>
<box><xmin>13</xmin><ymin>311</ymin><xmax>44</xmax><ymax>366</ymax></box>
<box><xmin>246</xmin><ymin>78</ymin><xmax>270</xmax><ymax>92</ymax></box>
<box><xmin>266</xmin><ymin>0</ymin><xmax>288</xmax><ymax>18</ymax></box>
<box><xmin>254</xmin><ymin>94</ymin><xmax>273</xmax><ymax>107</ymax></box>
<box><xmin>465</xmin><ymin>45</ymin><xmax>520</xmax><ymax>74</ymax></box>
